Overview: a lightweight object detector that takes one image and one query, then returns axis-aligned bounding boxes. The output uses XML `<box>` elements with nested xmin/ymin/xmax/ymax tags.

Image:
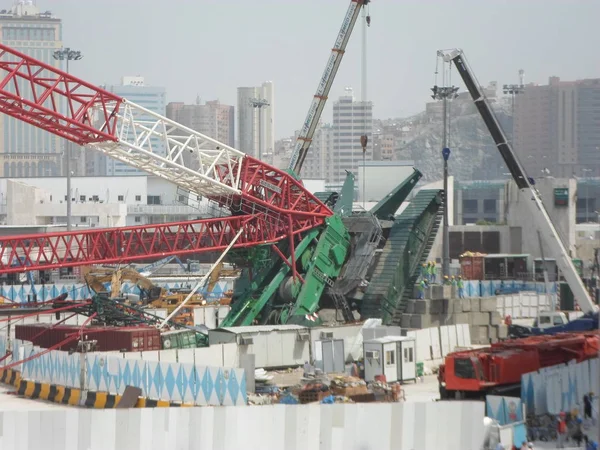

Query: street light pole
<box><xmin>249</xmin><ymin>98</ymin><xmax>270</xmax><ymax>161</ymax></box>
<box><xmin>431</xmin><ymin>85</ymin><xmax>459</xmax><ymax>278</ymax></box>
<box><xmin>502</xmin><ymin>83</ymin><xmax>525</xmax><ymax>143</ymax></box>
<box><xmin>53</xmin><ymin>47</ymin><xmax>83</xmax><ymax>232</ymax></box>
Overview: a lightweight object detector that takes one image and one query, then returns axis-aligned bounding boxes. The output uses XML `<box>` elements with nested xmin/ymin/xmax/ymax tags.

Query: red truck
<box><xmin>438</xmin><ymin>331</ymin><xmax>599</xmax><ymax>400</ymax></box>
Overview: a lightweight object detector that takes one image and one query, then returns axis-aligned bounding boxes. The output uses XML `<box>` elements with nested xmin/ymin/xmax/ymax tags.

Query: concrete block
<box><xmin>413</xmin><ymin>300</ymin><xmax>430</xmax><ymax>315</ymax></box>
<box><xmin>470</xmin><ymin>312</ymin><xmax>489</xmax><ymax>326</ymax></box>
<box><xmin>430</xmin><ymin>285</ymin><xmax>445</xmax><ymax>300</ymax></box>
<box><xmin>429</xmin><ymin>299</ymin><xmax>443</xmax><ymax>314</ymax></box>
<box><xmin>405</xmin><ymin>300</ymin><xmax>415</xmax><ymax>314</ymax></box>
<box><xmin>480</xmin><ymin>297</ymin><xmax>498</xmax><ymax>312</ymax></box>
<box><xmin>431</xmin><ymin>299</ymin><xmax>457</xmax><ymax>315</ymax></box>
<box><xmin>449</xmin><ymin>313</ymin><xmax>470</xmax><ymax>326</ymax></box>
<box><xmin>470</xmin><ymin>326</ymin><xmax>489</xmax><ymax>345</ymax></box>
<box><xmin>496</xmin><ymin>324</ymin><xmax>508</xmax><ymax>339</ymax></box>
<box><xmin>489</xmin><ymin>312</ymin><xmax>502</xmax><ymax>326</ymax></box>
<box><xmin>424</xmin><ymin>287</ymin><xmax>434</xmax><ymax>300</ymax></box>
<box><xmin>410</xmin><ymin>314</ymin><xmax>431</xmax><ymax>329</ymax></box>
<box><xmin>470</xmin><ymin>298</ymin><xmax>481</xmax><ymax>312</ymax></box>
<box><xmin>488</xmin><ymin>325</ymin><xmax>498</xmax><ymax>343</ymax></box>
<box><xmin>442</xmin><ymin>285</ymin><xmax>453</xmax><ymax>299</ymax></box>
<box><xmin>410</xmin><ymin>314</ymin><xmax>444</xmax><ymax>329</ymax></box>
<box><xmin>451</xmin><ymin>286</ymin><xmax>458</xmax><ymax>299</ymax></box>
<box><xmin>460</xmin><ymin>299</ymin><xmax>472</xmax><ymax>312</ymax></box>
<box><xmin>401</xmin><ymin>314</ymin><xmax>413</xmax><ymax>329</ymax></box>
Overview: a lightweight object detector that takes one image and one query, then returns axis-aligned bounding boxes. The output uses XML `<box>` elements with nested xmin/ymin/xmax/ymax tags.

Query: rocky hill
<box><xmin>382</xmin><ymin>98</ymin><xmax>513</xmax><ymax>182</ymax></box>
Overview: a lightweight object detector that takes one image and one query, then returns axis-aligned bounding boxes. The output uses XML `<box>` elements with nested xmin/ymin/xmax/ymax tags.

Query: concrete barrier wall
<box><xmin>0</xmin><ymin>337</ymin><xmax>247</xmax><ymax>406</ymax></box>
<box><xmin>0</xmin><ymin>401</ymin><xmax>485</xmax><ymax>450</ymax></box>
<box><xmin>521</xmin><ymin>358</ymin><xmax>599</xmax><ymax>416</ymax></box>
<box><xmin>406</xmin><ymin>323</ymin><xmax>471</xmax><ymax>364</ymax></box>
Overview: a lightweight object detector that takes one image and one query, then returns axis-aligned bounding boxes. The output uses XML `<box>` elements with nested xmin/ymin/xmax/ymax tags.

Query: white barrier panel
<box><xmin>0</xmin><ymin>401</ymin><xmax>485</xmax><ymax>450</ymax></box>
<box><xmin>429</xmin><ymin>327</ymin><xmax>442</xmax><ymax>360</ymax></box>
<box><xmin>522</xmin><ymin>358</ymin><xmax>599</xmax><ymax>415</ymax></box>
<box><xmin>496</xmin><ymin>292</ymin><xmax>556</xmax><ymax>319</ymax></box>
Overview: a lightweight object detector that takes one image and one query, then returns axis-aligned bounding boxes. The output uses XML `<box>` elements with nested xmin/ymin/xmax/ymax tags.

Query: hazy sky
<box><xmin>45</xmin><ymin>0</ymin><xmax>599</xmax><ymax>139</ymax></box>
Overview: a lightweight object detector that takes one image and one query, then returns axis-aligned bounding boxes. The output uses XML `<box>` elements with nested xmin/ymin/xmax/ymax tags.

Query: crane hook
<box><xmin>366</xmin><ymin>15</ymin><xmax>371</xmax><ymax>27</ymax></box>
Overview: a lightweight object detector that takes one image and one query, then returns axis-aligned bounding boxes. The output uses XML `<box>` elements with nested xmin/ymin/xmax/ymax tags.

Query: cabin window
<box><xmin>454</xmin><ymin>358</ymin><xmax>476</xmax><ymax>379</ymax></box>
<box><xmin>385</xmin><ymin>350</ymin><xmax>395</xmax><ymax>365</ymax></box>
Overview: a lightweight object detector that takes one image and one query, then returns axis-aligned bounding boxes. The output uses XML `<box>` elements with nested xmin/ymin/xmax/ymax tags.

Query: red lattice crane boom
<box><xmin>0</xmin><ymin>44</ymin><xmax>331</xmax><ymax>274</ymax></box>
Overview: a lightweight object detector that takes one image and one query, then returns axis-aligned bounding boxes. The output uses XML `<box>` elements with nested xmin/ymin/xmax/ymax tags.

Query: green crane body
<box><xmin>220</xmin><ymin>168</ymin><xmax>443</xmax><ymax>328</ymax></box>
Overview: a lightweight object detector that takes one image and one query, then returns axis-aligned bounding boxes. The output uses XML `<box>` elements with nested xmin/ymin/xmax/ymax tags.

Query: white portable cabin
<box><xmin>363</xmin><ymin>336</ymin><xmax>416</xmax><ymax>383</ymax></box>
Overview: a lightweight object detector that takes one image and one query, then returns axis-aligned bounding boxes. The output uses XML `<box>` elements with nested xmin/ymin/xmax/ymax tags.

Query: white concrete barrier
<box><xmin>0</xmin><ymin>401</ymin><xmax>485</xmax><ymax>450</ymax></box>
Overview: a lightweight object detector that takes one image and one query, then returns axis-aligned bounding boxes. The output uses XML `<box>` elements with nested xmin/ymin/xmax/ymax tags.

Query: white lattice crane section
<box><xmin>91</xmin><ymin>100</ymin><xmax>244</xmax><ymax>198</ymax></box>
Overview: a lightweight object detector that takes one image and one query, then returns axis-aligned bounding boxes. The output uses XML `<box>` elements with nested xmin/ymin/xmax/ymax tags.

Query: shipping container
<box><xmin>459</xmin><ymin>255</ymin><xmax>484</xmax><ymax>280</ymax></box>
<box><xmin>14</xmin><ymin>324</ymin><xmax>161</xmax><ymax>352</ymax></box>
<box><xmin>161</xmin><ymin>329</ymin><xmax>197</xmax><ymax>350</ymax></box>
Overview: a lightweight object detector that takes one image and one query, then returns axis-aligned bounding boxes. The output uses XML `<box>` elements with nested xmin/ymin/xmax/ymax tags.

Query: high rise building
<box><xmin>299</xmin><ymin>124</ymin><xmax>333</xmax><ymax>180</ymax></box>
<box><xmin>86</xmin><ymin>76</ymin><xmax>166</xmax><ymax>176</ymax></box>
<box><xmin>237</xmin><ymin>81</ymin><xmax>274</xmax><ymax>160</ymax></box>
<box><xmin>513</xmin><ymin>77</ymin><xmax>600</xmax><ymax>178</ymax></box>
<box><xmin>166</xmin><ymin>99</ymin><xmax>234</xmax><ymax>170</ymax></box>
<box><xmin>330</xmin><ymin>88</ymin><xmax>373</xmax><ymax>185</ymax></box>
<box><xmin>0</xmin><ymin>2</ymin><xmax>63</xmax><ymax>177</ymax></box>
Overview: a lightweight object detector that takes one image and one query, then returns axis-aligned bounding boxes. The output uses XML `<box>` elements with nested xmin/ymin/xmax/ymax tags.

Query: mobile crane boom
<box><xmin>288</xmin><ymin>0</ymin><xmax>370</xmax><ymax>176</ymax></box>
<box><xmin>440</xmin><ymin>48</ymin><xmax>597</xmax><ymax>314</ymax></box>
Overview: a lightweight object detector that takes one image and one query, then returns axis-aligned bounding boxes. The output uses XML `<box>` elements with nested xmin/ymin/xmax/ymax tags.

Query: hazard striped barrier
<box><xmin>1</xmin><ymin>369</ymin><xmax>195</xmax><ymax>408</ymax></box>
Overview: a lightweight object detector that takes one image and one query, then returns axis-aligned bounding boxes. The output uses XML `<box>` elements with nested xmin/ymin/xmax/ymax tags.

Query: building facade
<box><xmin>514</xmin><ymin>77</ymin><xmax>600</xmax><ymax>179</ymax></box>
<box><xmin>237</xmin><ymin>81</ymin><xmax>274</xmax><ymax>160</ymax></box>
<box><xmin>0</xmin><ymin>176</ymin><xmax>208</xmax><ymax>228</ymax></box>
<box><xmin>0</xmin><ymin>2</ymin><xmax>63</xmax><ymax>177</ymax></box>
<box><xmin>86</xmin><ymin>76</ymin><xmax>166</xmax><ymax>176</ymax></box>
<box><xmin>166</xmin><ymin>99</ymin><xmax>234</xmax><ymax>170</ymax></box>
<box><xmin>330</xmin><ymin>88</ymin><xmax>373</xmax><ymax>184</ymax></box>
<box><xmin>297</xmin><ymin>124</ymin><xmax>333</xmax><ymax>180</ymax></box>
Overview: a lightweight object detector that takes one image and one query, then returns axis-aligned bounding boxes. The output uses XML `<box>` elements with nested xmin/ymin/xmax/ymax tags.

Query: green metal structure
<box><xmin>220</xmin><ymin>168</ymin><xmax>442</xmax><ymax>328</ymax></box>
<box><xmin>361</xmin><ymin>189</ymin><xmax>444</xmax><ymax>325</ymax></box>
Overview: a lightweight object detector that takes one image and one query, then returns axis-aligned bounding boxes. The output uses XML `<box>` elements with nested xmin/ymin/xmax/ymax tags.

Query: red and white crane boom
<box><xmin>0</xmin><ymin>44</ymin><xmax>331</xmax><ymax>273</ymax></box>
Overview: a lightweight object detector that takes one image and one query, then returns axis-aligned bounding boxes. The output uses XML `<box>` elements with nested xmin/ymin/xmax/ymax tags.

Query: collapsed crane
<box><xmin>0</xmin><ymin>1</ymin><xmax>445</xmax><ymax>328</ymax></box>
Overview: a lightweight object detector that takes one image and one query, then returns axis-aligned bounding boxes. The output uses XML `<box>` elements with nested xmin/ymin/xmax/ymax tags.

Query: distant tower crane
<box><xmin>289</xmin><ymin>0</ymin><xmax>371</xmax><ymax>176</ymax></box>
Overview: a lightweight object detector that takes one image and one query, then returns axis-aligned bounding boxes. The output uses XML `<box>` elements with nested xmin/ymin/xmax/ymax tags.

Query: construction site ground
<box><xmin>269</xmin><ymin>367</ymin><xmax>441</xmax><ymax>402</ymax></box>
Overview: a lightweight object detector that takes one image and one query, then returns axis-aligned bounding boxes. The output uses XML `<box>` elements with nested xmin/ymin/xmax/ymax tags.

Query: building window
<box><xmin>135</xmin><ymin>216</ymin><xmax>141</xmax><ymax>223</ymax></box>
<box><xmin>92</xmin><ymin>195</ymin><xmax>99</xmax><ymax>202</ymax></box>
<box><xmin>463</xmin><ymin>199</ymin><xmax>478</xmax><ymax>214</ymax></box>
<box><xmin>118</xmin><ymin>195</ymin><xmax>124</xmax><ymax>202</ymax></box>
<box><xmin>178</xmin><ymin>195</ymin><xmax>185</xmax><ymax>203</ymax></box>
<box><xmin>483</xmin><ymin>199</ymin><xmax>496</xmax><ymax>214</ymax></box>
<box><xmin>80</xmin><ymin>216</ymin><xmax>87</xmax><ymax>223</ymax></box>
<box><xmin>147</xmin><ymin>195</ymin><xmax>161</xmax><ymax>205</ymax></box>
<box><xmin>79</xmin><ymin>195</ymin><xmax>86</xmax><ymax>202</ymax></box>
<box><xmin>385</xmin><ymin>350</ymin><xmax>395</xmax><ymax>365</ymax></box>
<box><xmin>135</xmin><ymin>195</ymin><xmax>141</xmax><ymax>202</ymax></box>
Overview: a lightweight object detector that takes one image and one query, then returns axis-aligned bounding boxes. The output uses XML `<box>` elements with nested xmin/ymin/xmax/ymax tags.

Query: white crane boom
<box><xmin>440</xmin><ymin>48</ymin><xmax>597</xmax><ymax>314</ymax></box>
<box><xmin>288</xmin><ymin>0</ymin><xmax>370</xmax><ymax>176</ymax></box>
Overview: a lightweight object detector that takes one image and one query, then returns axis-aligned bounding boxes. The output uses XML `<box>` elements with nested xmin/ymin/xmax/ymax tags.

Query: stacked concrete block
<box><xmin>402</xmin><ymin>296</ymin><xmax>505</xmax><ymax>345</ymax></box>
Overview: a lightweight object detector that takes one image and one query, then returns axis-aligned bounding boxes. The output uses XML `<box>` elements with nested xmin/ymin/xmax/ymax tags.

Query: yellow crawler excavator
<box><xmin>82</xmin><ymin>266</ymin><xmax>209</xmax><ymax>326</ymax></box>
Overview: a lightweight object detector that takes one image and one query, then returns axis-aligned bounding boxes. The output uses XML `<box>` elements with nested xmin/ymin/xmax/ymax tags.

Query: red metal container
<box><xmin>15</xmin><ymin>324</ymin><xmax>161</xmax><ymax>352</ymax></box>
<box><xmin>460</xmin><ymin>255</ymin><xmax>484</xmax><ymax>280</ymax></box>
